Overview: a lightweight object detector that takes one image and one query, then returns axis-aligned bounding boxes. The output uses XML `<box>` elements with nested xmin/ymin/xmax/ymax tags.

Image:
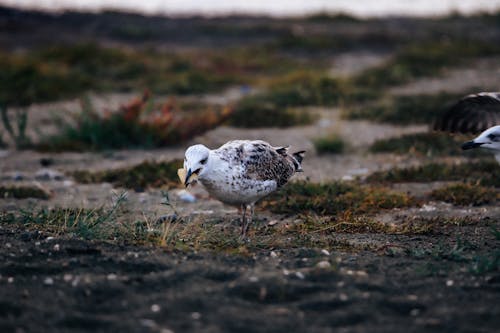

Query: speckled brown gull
<box><xmin>178</xmin><ymin>140</ymin><xmax>305</xmax><ymax>236</ymax></box>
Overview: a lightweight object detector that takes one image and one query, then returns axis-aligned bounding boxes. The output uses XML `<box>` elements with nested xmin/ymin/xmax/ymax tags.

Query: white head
<box><xmin>183</xmin><ymin>144</ymin><xmax>211</xmax><ymax>186</ymax></box>
<box><xmin>462</xmin><ymin>125</ymin><xmax>500</xmax><ymax>152</ymax></box>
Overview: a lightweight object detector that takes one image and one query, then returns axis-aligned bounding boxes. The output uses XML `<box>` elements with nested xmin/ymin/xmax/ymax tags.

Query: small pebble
<box><xmin>446</xmin><ymin>280</ymin><xmax>454</xmax><ymax>287</ymax></box>
<box><xmin>410</xmin><ymin>309</ymin><xmax>420</xmax><ymax>316</ymax></box>
<box><xmin>295</xmin><ymin>271</ymin><xmax>305</xmax><ymax>280</ymax></box>
<box><xmin>316</xmin><ymin>261</ymin><xmax>331</xmax><ymax>269</ymax></box>
<box><xmin>270</xmin><ymin>251</ymin><xmax>278</xmax><ymax>258</ymax></box>
<box><xmin>191</xmin><ymin>312</ymin><xmax>201</xmax><ymax>320</ymax></box>
<box><xmin>7</xmin><ymin>277</ymin><xmax>14</xmax><ymax>283</ymax></box>
<box><xmin>177</xmin><ymin>190</ymin><xmax>196</xmax><ymax>203</ymax></box>
<box><xmin>321</xmin><ymin>249</ymin><xmax>330</xmax><ymax>256</ymax></box>
<box><xmin>151</xmin><ymin>304</ymin><xmax>161</xmax><ymax>313</ymax></box>
<box><xmin>63</xmin><ymin>274</ymin><xmax>73</xmax><ymax>282</ymax></box>
<box><xmin>339</xmin><ymin>293</ymin><xmax>348</xmax><ymax>301</ymax></box>
<box><xmin>35</xmin><ymin>168</ymin><xmax>64</xmax><ymax>181</ymax></box>
<box><xmin>44</xmin><ymin>277</ymin><xmax>54</xmax><ymax>286</ymax></box>
<box><xmin>107</xmin><ymin>274</ymin><xmax>118</xmax><ymax>281</ymax></box>
<box><xmin>53</xmin><ymin>244</ymin><xmax>60</xmax><ymax>251</ymax></box>
<box><xmin>248</xmin><ymin>276</ymin><xmax>259</xmax><ymax>283</ymax></box>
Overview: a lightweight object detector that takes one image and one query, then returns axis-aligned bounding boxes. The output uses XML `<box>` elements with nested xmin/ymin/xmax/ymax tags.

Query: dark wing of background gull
<box><xmin>433</xmin><ymin>92</ymin><xmax>500</xmax><ymax>134</ymax></box>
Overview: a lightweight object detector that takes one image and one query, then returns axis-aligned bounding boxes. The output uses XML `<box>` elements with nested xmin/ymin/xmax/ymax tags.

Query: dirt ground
<box><xmin>1</xmin><ymin>218</ymin><xmax>499</xmax><ymax>333</ymax></box>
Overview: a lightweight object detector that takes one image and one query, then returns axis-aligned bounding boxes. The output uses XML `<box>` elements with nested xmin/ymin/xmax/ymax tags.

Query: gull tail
<box><xmin>292</xmin><ymin>151</ymin><xmax>305</xmax><ymax>172</ymax></box>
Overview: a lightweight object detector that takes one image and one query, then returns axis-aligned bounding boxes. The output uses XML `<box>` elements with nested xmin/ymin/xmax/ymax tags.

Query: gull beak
<box><xmin>461</xmin><ymin>141</ymin><xmax>484</xmax><ymax>150</ymax></box>
<box><xmin>184</xmin><ymin>168</ymin><xmax>198</xmax><ymax>187</ymax></box>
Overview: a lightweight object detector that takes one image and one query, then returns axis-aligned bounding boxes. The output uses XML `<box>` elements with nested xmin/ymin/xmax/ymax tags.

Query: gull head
<box><xmin>462</xmin><ymin>125</ymin><xmax>500</xmax><ymax>152</ymax></box>
<box><xmin>183</xmin><ymin>144</ymin><xmax>210</xmax><ymax>186</ymax></box>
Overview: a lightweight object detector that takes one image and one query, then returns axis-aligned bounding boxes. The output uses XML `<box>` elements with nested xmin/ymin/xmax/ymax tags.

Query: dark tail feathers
<box><xmin>292</xmin><ymin>151</ymin><xmax>305</xmax><ymax>172</ymax></box>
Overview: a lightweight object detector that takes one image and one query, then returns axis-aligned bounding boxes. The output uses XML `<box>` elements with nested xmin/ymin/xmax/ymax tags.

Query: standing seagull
<box><xmin>178</xmin><ymin>140</ymin><xmax>305</xmax><ymax>236</ymax></box>
<box><xmin>434</xmin><ymin>92</ymin><xmax>500</xmax><ymax>134</ymax></box>
<box><xmin>462</xmin><ymin>125</ymin><xmax>500</xmax><ymax>164</ymax></box>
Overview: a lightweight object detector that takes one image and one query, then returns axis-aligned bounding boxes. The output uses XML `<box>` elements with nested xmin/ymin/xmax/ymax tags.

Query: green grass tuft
<box><xmin>72</xmin><ymin>160</ymin><xmax>182</xmax><ymax>191</ymax></box>
<box><xmin>313</xmin><ymin>134</ymin><xmax>346</xmax><ymax>154</ymax></box>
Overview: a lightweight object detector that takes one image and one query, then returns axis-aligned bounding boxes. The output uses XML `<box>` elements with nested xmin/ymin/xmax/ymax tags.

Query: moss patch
<box><xmin>72</xmin><ymin>160</ymin><xmax>182</xmax><ymax>190</ymax></box>
<box><xmin>430</xmin><ymin>183</ymin><xmax>499</xmax><ymax>206</ymax></box>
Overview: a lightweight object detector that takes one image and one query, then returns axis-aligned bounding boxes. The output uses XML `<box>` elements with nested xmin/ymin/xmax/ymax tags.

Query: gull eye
<box><xmin>200</xmin><ymin>158</ymin><xmax>207</xmax><ymax>165</ymax></box>
<box><xmin>487</xmin><ymin>134</ymin><xmax>498</xmax><ymax>141</ymax></box>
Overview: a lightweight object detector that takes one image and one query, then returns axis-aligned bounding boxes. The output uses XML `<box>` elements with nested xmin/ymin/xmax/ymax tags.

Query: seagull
<box><xmin>462</xmin><ymin>125</ymin><xmax>500</xmax><ymax>163</ymax></box>
<box><xmin>178</xmin><ymin>140</ymin><xmax>305</xmax><ymax>236</ymax></box>
<box><xmin>434</xmin><ymin>92</ymin><xmax>500</xmax><ymax>134</ymax></box>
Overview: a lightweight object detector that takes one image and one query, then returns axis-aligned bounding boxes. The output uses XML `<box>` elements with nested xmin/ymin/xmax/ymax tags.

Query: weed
<box><xmin>0</xmin><ymin>185</ymin><xmax>50</xmax><ymax>200</ymax></box>
<box><xmin>313</xmin><ymin>134</ymin><xmax>345</xmax><ymax>154</ymax></box>
<box><xmin>470</xmin><ymin>252</ymin><xmax>500</xmax><ymax>275</ymax></box>
<box><xmin>72</xmin><ymin>159</ymin><xmax>182</xmax><ymax>191</ymax></box>
<box><xmin>0</xmin><ymin>106</ymin><xmax>31</xmax><ymax>149</ymax></box>
<box><xmin>430</xmin><ymin>183</ymin><xmax>499</xmax><ymax>206</ymax></box>
<box><xmin>39</xmin><ymin>93</ymin><xmax>232</xmax><ymax>151</ymax></box>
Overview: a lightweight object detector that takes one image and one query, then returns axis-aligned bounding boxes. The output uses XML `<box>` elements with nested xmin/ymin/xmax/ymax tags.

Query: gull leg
<box><xmin>240</xmin><ymin>204</ymin><xmax>247</xmax><ymax>236</ymax></box>
<box><xmin>244</xmin><ymin>203</ymin><xmax>255</xmax><ymax>236</ymax></box>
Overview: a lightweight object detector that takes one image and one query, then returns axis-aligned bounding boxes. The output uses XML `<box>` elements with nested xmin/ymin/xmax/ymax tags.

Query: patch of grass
<box><xmin>260</xmin><ymin>181</ymin><xmax>417</xmax><ymax>216</ymax></box>
<box><xmin>344</xmin><ymin>93</ymin><xmax>462</xmax><ymax>125</ymax></box>
<box><xmin>0</xmin><ymin>192</ymin><xmax>127</xmax><ymax>239</ymax></box>
<box><xmin>72</xmin><ymin>159</ymin><xmax>182</xmax><ymax>191</ymax></box>
<box><xmin>229</xmin><ymin>72</ymin><xmax>380</xmax><ymax>128</ymax></box>
<box><xmin>313</xmin><ymin>134</ymin><xmax>345</xmax><ymax>154</ymax></box>
<box><xmin>1</xmin><ymin>43</ymin><xmax>286</xmax><ymax>106</ymax></box>
<box><xmin>353</xmin><ymin>40</ymin><xmax>500</xmax><ymax>89</ymax></box>
<box><xmin>291</xmin><ymin>215</ymin><xmax>481</xmax><ymax>236</ymax></box>
<box><xmin>229</xmin><ymin>96</ymin><xmax>314</xmax><ymax>128</ymax></box>
<box><xmin>0</xmin><ymin>185</ymin><xmax>50</xmax><ymax>200</ymax></box>
<box><xmin>367</xmin><ymin>160</ymin><xmax>500</xmax><ymax>186</ymax></box>
<box><xmin>38</xmin><ymin>94</ymin><xmax>232</xmax><ymax>151</ymax></box>
<box><xmin>368</xmin><ymin>132</ymin><xmax>486</xmax><ymax>156</ymax></box>
<box><xmin>430</xmin><ymin>183</ymin><xmax>499</xmax><ymax>206</ymax></box>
